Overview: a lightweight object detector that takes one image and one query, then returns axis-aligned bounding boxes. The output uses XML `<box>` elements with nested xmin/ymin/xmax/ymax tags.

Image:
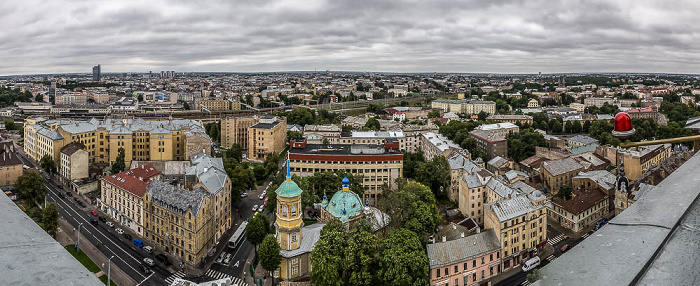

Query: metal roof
<box><xmin>427</xmin><ymin>230</ymin><xmax>501</xmax><ymax>268</ymax></box>
<box><xmin>0</xmin><ymin>192</ymin><xmax>102</xmax><ymax>285</ymax></box>
<box><xmin>488</xmin><ymin>196</ymin><xmax>544</xmax><ymax>222</ymax></box>
<box><xmin>280</xmin><ymin>223</ymin><xmax>325</xmax><ymax>258</ymax></box>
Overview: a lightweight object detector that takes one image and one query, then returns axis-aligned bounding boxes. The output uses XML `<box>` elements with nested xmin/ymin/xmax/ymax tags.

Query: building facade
<box><xmin>248</xmin><ymin>116</ymin><xmax>287</xmax><ymax>161</ymax></box>
<box><xmin>100</xmin><ymin>165</ymin><xmax>162</xmax><ymax>236</ymax></box>
<box><xmin>421</xmin><ymin>132</ymin><xmax>462</xmax><ymax>161</ymax></box>
<box><xmin>427</xmin><ymin>230</ymin><xmax>502</xmax><ymax>286</ymax></box>
<box><xmin>0</xmin><ymin>141</ymin><xmax>23</xmax><ymax>186</ymax></box>
<box><xmin>548</xmin><ymin>188</ymin><xmax>609</xmax><ymax>234</ymax></box>
<box><xmin>221</xmin><ymin>116</ymin><xmax>259</xmax><ymax>149</ymax></box>
<box><xmin>540</xmin><ymin>157</ymin><xmax>584</xmax><ymax>194</ymax></box>
<box><xmin>59</xmin><ymin>142</ymin><xmax>89</xmax><ymax>183</ymax></box>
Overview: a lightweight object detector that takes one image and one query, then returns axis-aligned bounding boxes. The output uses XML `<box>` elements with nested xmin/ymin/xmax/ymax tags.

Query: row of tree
<box><xmin>402</xmin><ymin>151</ymin><xmax>451</xmax><ymax>199</ymax></box>
<box><xmin>14</xmin><ymin>171</ymin><xmax>58</xmax><ymax>237</ymax></box>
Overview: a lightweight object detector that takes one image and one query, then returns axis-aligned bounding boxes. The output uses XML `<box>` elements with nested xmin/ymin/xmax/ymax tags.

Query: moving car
<box><xmin>252</xmin><ymin>205</ymin><xmax>259</xmax><ymax>211</ymax></box>
<box><xmin>106</xmin><ymin>222</ymin><xmax>114</xmax><ymax>228</ymax></box>
<box><xmin>216</xmin><ymin>252</ymin><xmax>226</xmax><ymax>264</ymax></box>
<box><xmin>90</xmin><ymin>210</ymin><xmax>98</xmax><ymax>216</ymax></box>
<box><xmin>115</xmin><ymin>228</ymin><xmax>124</xmax><ymax>234</ymax></box>
<box><xmin>223</xmin><ymin>253</ymin><xmax>232</xmax><ymax>265</ymax></box>
<box><xmin>78</xmin><ymin>201</ymin><xmax>86</xmax><ymax>208</ymax></box>
<box><xmin>139</xmin><ymin>263</ymin><xmax>151</xmax><ymax>274</ymax></box>
<box><xmin>90</xmin><ymin>219</ymin><xmax>98</xmax><ymax>226</ymax></box>
<box><xmin>561</xmin><ymin>243</ymin><xmax>572</xmax><ymax>252</ymax></box>
<box><xmin>57</xmin><ymin>192</ymin><xmax>64</xmax><ymax>198</ymax></box>
<box><xmin>98</xmin><ymin>216</ymin><xmax>106</xmax><ymax>223</ymax></box>
<box><xmin>594</xmin><ymin>217</ymin><xmax>609</xmax><ymax>230</ymax></box>
<box><xmin>143</xmin><ymin>258</ymin><xmax>155</xmax><ymax>267</ymax></box>
<box><xmin>522</xmin><ymin>256</ymin><xmax>540</xmax><ymax>272</ymax></box>
<box><xmin>143</xmin><ymin>246</ymin><xmax>153</xmax><ymax>253</ymax></box>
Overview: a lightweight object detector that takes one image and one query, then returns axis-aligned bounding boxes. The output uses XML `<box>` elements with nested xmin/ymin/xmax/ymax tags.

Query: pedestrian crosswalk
<box><xmin>522</xmin><ymin>280</ymin><xmax>531</xmax><ymax>286</ymax></box>
<box><xmin>546</xmin><ymin>255</ymin><xmax>556</xmax><ymax>262</ymax></box>
<box><xmin>582</xmin><ymin>233</ymin><xmax>591</xmax><ymax>239</ymax></box>
<box><xmin>548</xmin><ymin>234</ymin><xmax>565</xmax><ymax>245</ymax></box>
<box><xmin>164</xmin><ymin>270</ymin><xmax>186</xmax><ymax>285</ymax></box>
<box><xmin>165</xmin><ymin>270</ymin><xmax>249</xmax><ymax>286</ymax></box>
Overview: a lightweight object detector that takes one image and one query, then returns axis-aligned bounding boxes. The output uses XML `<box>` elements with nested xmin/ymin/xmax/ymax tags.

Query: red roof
<box><xmin>627</xmin><ymin>107</ymin><xmax>654</xmax><ymax>113</ymax></box>
<box><xmin>101</xmin><ymin>164</ymin><xmax>161</xmax><ymax>198</ymax></box>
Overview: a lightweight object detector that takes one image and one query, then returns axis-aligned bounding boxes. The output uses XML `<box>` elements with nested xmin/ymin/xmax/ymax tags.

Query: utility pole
<box><xmin>108</xmin><ymin>255</ymin><xmax>114</xmax><ymax>286</ymax></box>
<box><xmin>77</xmin><ymin>222</ymin><xmax>83</xmax><ymax>253</ymax></box>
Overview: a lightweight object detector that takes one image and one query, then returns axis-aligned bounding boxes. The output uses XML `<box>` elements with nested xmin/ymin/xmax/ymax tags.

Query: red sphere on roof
<box><xmin>612</xmin><ymin>112</ymin><xmax>635</xmax><ymax>139</ymax></box>
<box><xmin>614</xmin><ymin>112</ymin><xmax>632</xmax><ymax>132</ymax></box>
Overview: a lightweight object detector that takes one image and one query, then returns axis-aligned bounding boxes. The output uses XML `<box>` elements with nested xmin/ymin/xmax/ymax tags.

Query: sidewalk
<box><xmin>56</xmin><ymin>218</ymin><xmax>136</xmax><ymax>286</ymax></box>
<box><xmin>489</xmin><ymin>243</ymin><xmax>554</xmax><ymax>285</ymax></box>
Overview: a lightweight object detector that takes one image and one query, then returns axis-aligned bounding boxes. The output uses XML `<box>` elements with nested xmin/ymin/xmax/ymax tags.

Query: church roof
<box><xmin>321</xmin><ymin>190</ymin><xmax>363</xmax><ymax>222</ymax></box>
<box><xmin>276</xmin><ymin>180</ymin><xmax>303</xmax><ymax>198</ymax></box>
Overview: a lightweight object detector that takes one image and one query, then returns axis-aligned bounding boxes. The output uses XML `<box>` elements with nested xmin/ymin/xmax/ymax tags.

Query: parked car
<box><xmin>258</xmin><ymin>205</ymin><xmax>265</xmax><ymax>212</ymax></box>
<box><xmin>78</xmin><ymin>201</ymin><xmax>86</xmax><ymax>208</ymax></box>
<box><xmin>143</xmin><ymin>258</ymin><xmax>155</xmax><ymax>267</ymax></box>
<box><xmin>133</xmin><ymin>239</ymin><xmax>144</xmax><ymax>248</ymax></box>
<box><xmin>139</xmin><ymin>263</ymin><xmax>151</xmax><ymax>274</ymax></box>
<box><xmin>216</xmin><ymin>253</ymin><xmax>226</xmax><ymax>264</ymax></box>
<box><xmin>73</xmin><ymin>197</ymin><xmax>79</xmax><ymax>202</ymax></box>
<box><xmin>240</xmin><ymin>192</ymin><xmax>248</xmax><ymax>198</ymax></box>
<box><xmin>143</xmin><ymin>246</ymin><xmax>154</xmax><ymax>254</ymax></box>
<box><xmin>115</xmin><ymin>228</ymin><xmax>124</xmax><ymax>234</ymax></box>
<box><xmin>98</xmin><ymin>216</ymin><xmax>106</xmax><ymax>223</ymax></box>
<box><xmin>57</xmin><ymin>185</ymin><xmax>64</xmax><ymax>190</ymax></box>
<box><xmin>594</xmin><ymin>217</ymin><xmax>609</xmax><ymax>230</ymax></box>
<box><xmin>155</xmin><ymin>253</ymin><xmax>171</xmax><ymax>266</ymax></box>
<box><xmin>123</xmin><ymin>233</ymin><xmax>132</xmax><ymax>241</ymax></box>
<box><xmin>522</xmin><ymin>256</ymin><xmax>541</xmax><ymax>272</ymax></box>
<box><xmin>65</xmin><ymin>192</ymin><xmax>73</xmax><ymax>197</ymax></box>
<box><xmin>252</xmin><ymin>205</ymin><xmax>259</xmax><ymax>211</ymax></box>
<box><xmin>90</xmin><ymin>219</ymin><xmax>98</xmax><ymax>226</ymax></box>
<box><xmin>90</xmin><ymin>210</ymin><xmax>98</xmax><ymax>216</ymax></box>
<box><xmin>223</xmin><ymin>253</ymin><xmax>232</xmax><ymax>265</ymax></box>
<box><xmin>106</xmin><ymin>222</ymin><xmax>114</xmax><ymax>228</ymax></box>
<box><xmin>57</xmin><ymin>192</ymin><xmax>64</xmax><ymax>198</ymax></box>
<box><xmin>259</xmin><ymin>193</ymin><xmax>266</xmax><ymax>200</ymax></box>
<box><xmin>561</xmin><ymin>243</ymin><xmax>572</xmax><ymax>252</ymax></box>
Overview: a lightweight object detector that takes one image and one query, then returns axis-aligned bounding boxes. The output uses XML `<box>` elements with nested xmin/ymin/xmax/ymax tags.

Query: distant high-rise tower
<box><xmin>92</xmin><ymin>64</ymin><xmax>101</xmax><ymax>81</ymax></box>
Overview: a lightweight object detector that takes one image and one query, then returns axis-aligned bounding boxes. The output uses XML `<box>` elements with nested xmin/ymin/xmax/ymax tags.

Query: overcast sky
<box><xmin>2</xmin><ymin>0</ymin><xmax>699</xmax><ymax>75</ymax></box>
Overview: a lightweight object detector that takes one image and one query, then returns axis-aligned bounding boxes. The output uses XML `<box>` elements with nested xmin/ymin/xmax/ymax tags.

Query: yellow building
<box><xmin>0</xmin><ymin>141</ymin><xmax>23</xmax><ymax>187</ymax></box>
<box><xmin>24</xmin><ymin>117</ymin><xmax>210</xmax><ymax>168</ymax></box>
<box><xmin>248</xmin><ymin>116</ymin><xmax>287</xmax><ymax>161</ymax></box>
<box><xmin>540</xmin><ymin>157</ymin><xmax>584</xmax><ymax>194</ymax></box>
<box><xmin>619</xmin><ymin>144</ymin><xmax>672</xmax><ymax>181</ymax></box>
<box><xmin>527</xmin><ymin>98</ymin><xmax>539</xmax><ymax>108</ymax></box>
<box><xmin>194</xmin><ymin>98</ymin><xmax>240</xmax><ymax>111</ymax></box>
<box><xmin>221</xmin><ymin>116</ymin><xmax>259</xmax><ymax>149</ymax></box>
<box><xmin>484</xmin><ymin>196</ymin><xmax>547</xmax><ymax>270</ymax></box>
<box><xmin>275</xmin><ymin>167</ymin><xmax>324</xmax><ymax>281</ymax></box>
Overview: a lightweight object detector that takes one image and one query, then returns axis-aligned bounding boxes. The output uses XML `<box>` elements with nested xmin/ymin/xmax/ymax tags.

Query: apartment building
<box><xmin>540</xmin><ymin>157</ymin><xmax>584</xmax><ymax>194</ymax></box>
<box><xmin>431</xmin><ymin>99</ymin><xmax>496</xmax><ymax>115</ymax></box>
<box><xmin>288</xmin><ymin>138</ymin><xmax>403</xmax><ymax>205</ymax></box>
<box><xmin>248</xmin><ymin>116</ymin><xmax>287</xmax><ymax>161</ymax></box>
<box><xmin>486</xmin><ymin>115</ymin><xmax>533</xmax><ymax>125</ymax></box>
<box><xmin>0</xmin><ymin>141</ymin><xmax>23</xmax><ymax>187</ymax></box>
<box><xmin>194</xmin><ymin>98</ymin><xmax>241</xmax><ymax>111</ymax></box>
<box><xmin>484</xmin><ymin>196</ymin><xmax>547</xmax><ymax>270</ymax></box>
<box><xmin>220</xmin><ymin>116</ymin><xmax>259</xmax><ymax>149</ymax></box>
<box><xmin>24</xmin><ymin>117</ymin><xmax>209</xmax><ymax>168</ymax></box>
<box><xmin>59</xmin><ymin>142</ymin><xmax>89</xmax><ymax>184</ymax></box>
<box><xmin>619</xmin><ymin>144</ymin><xmax>672</xmax><ymax>181</ymax></box>
<box><xmin>548</xmin><ymin>188</ymin><xmax>610</xmax><ymax>234</ymax></box>
<box><xmin>421</xmin><ymin>132</ymin><xmax>462</xmax><ymax>161</ymax></box>
<box><xmin>100</xmin><ymin>164</ymin><xmax>162</xmax><ymax>235</ymax></box>
<box><xmin>427</xmin><ymin>230</ymin><xmax>502</xmax><ymax>286</ymax></box>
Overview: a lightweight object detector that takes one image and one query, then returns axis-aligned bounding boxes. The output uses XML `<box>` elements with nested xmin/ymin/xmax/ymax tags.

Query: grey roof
<box><xmin>684</xmin><ymin>115</ymin><xmax>700</xmax><ymax>130</ymax></box>
<box><xmin>38</xmin><ymin>117</ymin><xmax>203</xmax><ymax>135</ymax></box>
<box><xmin>573</xmin><ymin>170</ymin><xmax>616</xmax><ymax>191</ymax></box>
<box><xmin>463</xmin><ymin>173</ymin><xmax>485</xmax><ymax>188</ymax></box>
<box><xmin>0</xmin><ymin>191</ymin><xmax>103</xmax><ymax>285</ymax></box>
<box><xmin>542</xmin><ymin>157</ymin><xmax>584</xmax><ymax>177</ymax></box>
<box><xmin>504</xmin><ymin>170</ymin><xmax>529</xmax><ymax>182</ymax></box>
<box><xmin>486</xmin><ymin>177</ymin><xmax>516</xmax><ymax>200</ymax></box>
<box><xmin>510</xmin><ymin>181</ymin><xmax>545</xmax><ymax>202</ymax></box>
<box><xmin>34</xmin><ymin>125</ymin><xmax>64</xmax><ymax>140</ymax></box>
<box><xmin>280</xmin><ymin>223</ymin><xmax>325</xmax><ymax>258</ymax></box>
<box><xmin>249</xmin><ymin>121</ymin><xmax>282</xmax><ymax>130</ymax></box>
<box><xmin>534</xmin><ymin>152</ymin><xmax>700</xmax><ymax>286</ymax></box>
<box><xmin>188</xmin><ymin>152</ymin><xmax>227</xmax><ymax>194</ymax></box>
<box><xmin>448</xmin><ymin>153</ymin><xmax>480</xmax><ymax>173</ymax></box>
<box><xmin>487</xmin><ymin>156</ymin><xmax>509</xmax><ymax>168</ymax></box>
<box><xmin>427</xmin><ymin>230</ymin><xmax>501</xmax><ymax>268</ymax></box>
<box><xmin>488</xmin><ymin>196</ymin><xmax>543</xmax><ymax>222</ymax></box>
<box><xmin>148</xmin><ymin>180</ymin><xmax>207</xmax><ymax>217</ymax></box>
<box><xmin>568</xmin><ymin>135</ymin><xmax>599</xmax><ymax>145</ymax></box>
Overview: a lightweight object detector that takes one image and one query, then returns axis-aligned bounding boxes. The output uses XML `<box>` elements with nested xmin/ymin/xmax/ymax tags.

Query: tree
<box><xmin>572</xmin><ymin>120</ymin><xmax>583</xmax><ymax>133</ymax></box>
<box><xmin>346</xmin><ymin>227</ymin><xmax>379</xmax><ymax>286</ymax></box>
<box><xmin>246</xmin><ymin>213</ymin><xmax>271</xmax><ymax>252</ymax></box>
<box><xmin>137</xmin><ymin>94</ymin><xmax>144</xmax><ymax>102</ymax></box>
<box><xmin>427</xmin><ymin>109</ymin><xmax>440</xmax><ymax>118</ymax></box>
<box><xmin>507</xmin><ymin>128</ymin><xmax>546</xmax><ymax>162</ymax></box>
<box><xmin>4</xmin><ymin>119</ymin><xmax>16</xmax><ymax>131</ymax></box>
<box><xmin>341</xmin><ymin>125</ymin><xmax>353</xmax><ymax>132</ymax></box>
<box><xmin>557</xmin><ymin>185</ymin><xmax>573</xmax><ymax>200</ymax></box>
<box><xmin>40</xmin><ymin>155</ymin><xmax>56</xmax><ymax>175</ymax></box>
<box><xmin>42</xmin><ymin>202</ymin><xmax>59</xmax><ymax>237</ymax></box>
<box><xmin>413</xmin><ymin>156</ymin><xmax>450</xmax><ymax>198</ymax></box>
<box><xmin>311</xmin><ymin>219</ymin><xmax>348</xmax><ymax>286</ymax></box>
<box><xmin>35</xmin><ymin>94</ymin><xmax>44</xmax><ymax>102</ymax></box>
<box><xmin>552</xmin><ymin>120</ymin><xmax>563</xmax><ymax>134</ymax></box>
<box><xmin>378</xmin><ymin>228</ymin><xmax>429</xmax><ymax>286</ymax></box>
<box><xmin>15</xmin><ymin>170</ymin><xmax>46</xmax><ymax>204</ymax></box>
<box><xmin>583</xmin><ymin>120</ymin><xmax>591</xmax><ymax>133</ymax></box>
<box><xmin>383</xmin><ymin>181</ymin><xmax>440</xmax><ymax>237</ymax></box>
<box><xmin>111</xmin><ymin>147</ymin><xmax>126</xmax><ymax>174</ymax></box>
<box><xmin>478</xmin><ymin>111</ymin><xmax>488</xmax><ymax>121</ymax></box>
<box><xmin>182</xmin><ymin>101</ymin><xmax>190</xmax><ymax>110</ymax></box>
<box><xmin>259</xmin><ymin>235</ymin><xmax>282</xmax><ymax>285</ymax></box>
<box><xmin>564</xmin><ymin>121</ymin><xmax>573</xmax><ymax>134</ymax></box>
<box><xmin>286</xmin><ymin>108</ymin><xmax>316</xmax><ymax>126</ymax></box>
<box><xmin>364</xmin><ymin>117</ymin><xmax>381</xmax><ymax>131</ymax></box>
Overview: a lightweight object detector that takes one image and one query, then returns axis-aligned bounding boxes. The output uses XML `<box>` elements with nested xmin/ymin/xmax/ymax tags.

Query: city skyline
<box><xmin>2</xmin><ymin>0</ymin><xmax>700</xmax><ymax>76</ymax></box>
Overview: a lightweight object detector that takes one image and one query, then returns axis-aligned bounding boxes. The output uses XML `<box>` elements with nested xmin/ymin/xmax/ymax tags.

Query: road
<box><xmin>495</xmin><ymin>226</ymin><xmax>593</xmax><ymax>286</ymax></box>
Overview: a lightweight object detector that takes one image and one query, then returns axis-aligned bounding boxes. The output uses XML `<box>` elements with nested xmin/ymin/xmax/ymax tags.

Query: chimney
<box><xmin>461</xmin><ymin>232</ymin><xmax>465</xmax><ymax>238</ymax></box>
<box><xmin>452</xmin><ymin>224</ymin><xmax>457</xmax><ymax>230</ymax></box>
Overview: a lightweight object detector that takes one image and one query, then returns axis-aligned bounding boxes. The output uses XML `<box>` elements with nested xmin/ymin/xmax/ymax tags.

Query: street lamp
<box><xmin>77</xmin><ymin>222</ymin><xmax>83</xmax><ymax>253</ymax></box>
<box><xmin>108</xmin><ymin>255</ymin><xmax>114</xmax><ymax>286</ymax></box>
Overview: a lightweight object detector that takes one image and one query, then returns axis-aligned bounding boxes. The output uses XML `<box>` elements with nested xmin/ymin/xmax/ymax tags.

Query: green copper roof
<box><xmin>276</xmin><ymin>180</ymin><xmax>303</xmax><ymax>198</ymax></box>
<box><xmin>322</xmin><ymin>190</ymin><xmax>363</xmax><ymax>222</ymax></box>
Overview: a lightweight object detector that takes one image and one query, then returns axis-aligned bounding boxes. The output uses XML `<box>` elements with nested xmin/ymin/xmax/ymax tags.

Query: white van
<box><xmin>522</xmin><ymin>256</ymin><xmax>540</xmax><ymax>272</ymax></box>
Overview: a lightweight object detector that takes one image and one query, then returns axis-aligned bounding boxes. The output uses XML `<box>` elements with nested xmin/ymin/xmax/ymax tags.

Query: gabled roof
<box><xmin>489</xmin><ymin>196</ymin><xmax>543</xmax><ymax>222</ymax></box>
<box><xmin>427</xmin><ymin>230</ymin><xmax>501</xmax><ymax>268</ymax></box>
<box><xmin>542</xmin><ymin>157</ymin><xmax>584</xmax><ymax>177</ymax></box>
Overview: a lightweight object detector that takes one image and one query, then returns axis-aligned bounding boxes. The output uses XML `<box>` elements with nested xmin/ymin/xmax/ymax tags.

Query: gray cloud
<box><xmin>1</xmin><ymin>0</ymin><xmax>699</xmax><ymax>75</ymax></box>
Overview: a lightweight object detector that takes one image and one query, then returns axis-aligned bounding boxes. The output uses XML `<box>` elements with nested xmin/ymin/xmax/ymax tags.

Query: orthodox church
<box><xmin>319</xmin><ymin>175</ymin><xmax>391</xmax><ymax>232</ymax></box>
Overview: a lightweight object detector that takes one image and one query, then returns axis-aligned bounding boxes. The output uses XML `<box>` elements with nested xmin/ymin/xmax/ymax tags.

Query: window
<box><xmin>291</xmin><ymin>205</ymin><xmax>297</xmax><ymax>216</ymax></box>
<box><xmin>445</xmin><ymin>267</ymin><xmax>448</xmax><ymax>275</ymax></box>
<box><xmin>282</xmin><ymin>205</ymin><xmax>288</xmax><ymax>216</ymax></box>
<box><xmin>454</xmin><ymin>265</ymin><xmax>458</xmax><ymax>273</ymax></box>
<box><xmin>473</xmin><ymin>260</ymin><xmax>476</xmax><ymax>268</ymax></box>
<box><xmin>292</xmin><ymin>234</ymin><xmax>297</xmax><ymax>242</ymax></box>
<box><xmin>437</xmin><ymin>268</ymin><xmax>440</xmax><ymax>277</ymax></box>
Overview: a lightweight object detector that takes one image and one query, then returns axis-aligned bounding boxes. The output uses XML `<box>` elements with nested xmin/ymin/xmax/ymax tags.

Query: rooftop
<box><xmin>427</xmin><ymin>230</ymin><xmax>501</xmax><ymax>268</ymax></box>
<box><xmin>0</xmin><ymin>191</ymin><xmax>102</xmax><ymax>285</ymax></box>
<box><xmin>280</xmin><ymin>223</ymin><xmax>325</xmax><ymax>258</ymax></box>
<box><xmin>551</xmin><ymin>188</ymin><xmax>607</xmax><ymax>215</ymax></box>
<box><xmin>422</xmin><ymin>132</ymin><xmax>460</xmax><ymax>152</ymax></box>
<box><xmin>102</xmin><ymin>165</ymin><xmax>161</xmax><ymax>198</ymax></box>
<box><xmin>476</xmin><ymin>122</ymin><xmax>519</xmax><ymax>131</ymax></box>
<box><xmin>38</xmin><ymin>117</ymin><xmax>205</xmax><ymax>136</ymax></box>
<box><xmin>542</xmin><ymin>157</ymin><xmax>584</xmax><ymax>177</ymax></box>
<box><xmin>0</xmin><ymin>141</ymin><xmax>22</xmax><ymax>167</ymax></box>
<box><xmin>60</xmin><ymin>142</ymin><xmax>86</xmax><ymax>156</ymax></box>
<box><xmin>289</xmin><ymin>143</ymin><xmax>401</xmax><ymax>157</ymax></box>
<box><xmin>567</xmin><ymin>135</ymin><xmax>599</xmax><ymax>145</ymax></box>
<box><xmin>573</xmin><ymin>170</ymin><xmax>616</xmax><ymax>191</ymax></box>
<box><xmin>489</xmin><ymin>196</ymin><xmax>544</xmax><ymax>222</ymax></box>
<box><xmin>148</xmin><ymin>180</ymin><xmax>207</xmax><ymax>217</ymax></box>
